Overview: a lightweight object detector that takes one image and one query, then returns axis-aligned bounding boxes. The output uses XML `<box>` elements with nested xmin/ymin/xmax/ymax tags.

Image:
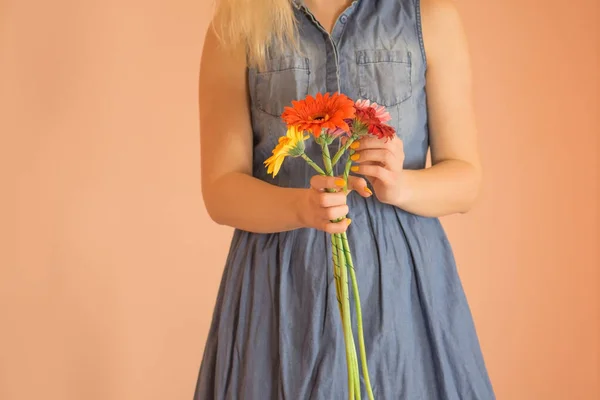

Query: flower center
<box><xmin>308</xmin><ymin>113</ymin><xmax>330</xmax><ymax>122</ymax></box>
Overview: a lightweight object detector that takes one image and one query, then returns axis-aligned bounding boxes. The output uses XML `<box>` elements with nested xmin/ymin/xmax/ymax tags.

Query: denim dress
<box><xmin>194</xmin><ymin>0</ymin><xmax>496</xmax><ymax>398</ymax></box>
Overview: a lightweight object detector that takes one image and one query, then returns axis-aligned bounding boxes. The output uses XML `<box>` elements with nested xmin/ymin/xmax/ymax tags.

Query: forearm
<box><xmin>392</xmin><ymin>159</ymin><xmax>481</xmax><ymax>218</ymax></box>
<box><xmin>203</xmin><ymin>172</ymin><xmax>304</xmax><ymax>233</ymax></box>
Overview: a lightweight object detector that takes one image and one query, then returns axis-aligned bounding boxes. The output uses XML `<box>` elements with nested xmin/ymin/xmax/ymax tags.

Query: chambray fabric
<box><xmin>194</xmin><ymin>0</ymin><xmax>495</xmax><ymax>399</ymax></box>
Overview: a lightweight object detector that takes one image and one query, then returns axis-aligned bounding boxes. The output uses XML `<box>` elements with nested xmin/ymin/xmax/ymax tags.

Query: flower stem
<box><xmin>342</xmin><ymin>148</ymin><xmax>355</xmax><ymax>192</ymax></box>
<box><xmin>331</xmin><ymin>235</ymin><xmax>343</xmax><ymax>316</ymax></box>
<box><xmin>339</xmin><ymin>230</ymin><xmax>364</xmax><ymax>400</ymax></box>
<box><xmin>335</xmin><ymin>232</ymin><xmax>356</xmax><ymax>400</ymax></box>
<box><xmin>321</xmin><ymin>141</ymin><xmax>344</xmax><ymax>213</ymax></box>
<box><xmin>350</xmin><ymin>335</ymin><xmax>362</xmax><ymax>400</ymax></box>
<box><xmin>342</xmin><ymin>232</ymin><xmax>375</xmax><ymax>400</ymax></box>
<box><xmin>321</xmin><ymin>141</ymin><xmax>334</xmax><ymax>176</ymax></box>
<box><xmin>331</xmin><ymin>136</ymin><xmax>356</xmax><ymax>166</ymax></box>
<box><xmin>301</xmin><ymin>153</ymin><xmax>326</xmax><ymax>176</ymax></box>
<box><xmin>324</xmin><ymin>140</ymin><xmax>357</xmax><ymax>399</ymax></box>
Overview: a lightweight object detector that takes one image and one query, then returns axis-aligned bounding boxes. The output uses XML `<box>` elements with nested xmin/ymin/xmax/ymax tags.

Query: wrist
<box><xmin>391</xmin><ymin>170</ymin><xmax>414</xmax><ymax>209</ymax></box>
<box><xmin>288</xmin><ymin>188</ymin><xmax>309</xmax><ymax>229</ymax></box>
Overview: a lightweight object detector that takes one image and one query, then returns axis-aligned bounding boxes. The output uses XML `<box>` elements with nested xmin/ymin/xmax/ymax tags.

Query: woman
<box><xmin>195</xmin><ymin>0</ymin><xmax>495</xmax><ymax>398</ymax></box>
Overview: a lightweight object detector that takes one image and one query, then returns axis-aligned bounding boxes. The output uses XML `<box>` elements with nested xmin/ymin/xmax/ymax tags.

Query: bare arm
<box><xmin>392</xmin><ymin>0</ymin><xmax>482</xmax><ymax>217</ymax></box>
<box><xmin>200</xmin><ymin>26</ymin><xmax>359</xmax><ymax>234</ymax></box>
<box><xmin>199</xmin><ymin>27</ymin><xmax>305</xmax><ymax>233</ymax></box>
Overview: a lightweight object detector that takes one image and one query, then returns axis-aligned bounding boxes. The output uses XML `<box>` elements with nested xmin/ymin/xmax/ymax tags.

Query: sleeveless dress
<box><xmin>194</xmin><ymin>0</ymin><xmax>496</xmax><ymax>398</ymax></box>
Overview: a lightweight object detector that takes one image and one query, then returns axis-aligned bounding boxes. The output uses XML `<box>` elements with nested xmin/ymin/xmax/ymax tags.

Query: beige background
<box><xmin>1</xmin><ymin>0</ymin><xmax>598</xmax><ymax>399</ymax></box>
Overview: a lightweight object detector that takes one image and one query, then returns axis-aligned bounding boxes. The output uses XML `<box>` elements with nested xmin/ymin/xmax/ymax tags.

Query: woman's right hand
<box><xmin>295</xmin><ymin>175</ymin><xmax>372</xmax><ymax>234</ymax></box>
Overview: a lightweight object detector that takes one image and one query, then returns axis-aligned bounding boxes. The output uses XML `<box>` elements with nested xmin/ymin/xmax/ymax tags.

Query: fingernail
<box><xmin>335</xmin><ymin>178</ymin><xmax>346</xmax><ymax>187</ymax></box>
<box><xmin>350</xmin><ymin>154</ymin><xmax>360</xmax><ymax>161</ymax></box>
<box><xmin>347</xmin><ymin>218</ymin><xmax>352</xmax><ymax>226</ymax></box>
<box><xmin>364</xmin><ymin>187</ymin><xmax>372</xmax><ymax>195</ymax></box>
<box><xmin>351</xmin><ymin>166</ymin><xmax>359</xmax><ymax>173</ymax></box>
<box><xmin>350</xmin><ymin>141</ymin><xmax>360</xmax><ymax>149</ymax></box>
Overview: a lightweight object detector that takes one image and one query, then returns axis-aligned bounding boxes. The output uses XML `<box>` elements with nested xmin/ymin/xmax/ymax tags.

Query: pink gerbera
<box><xmin>354</xmin><ymin>99</ymin><xmax>392</xmax><ymax>124</ymax></box>
<box><xmin>353</xmin><ymin>100</ymin><xmax>396</xmax><ymax>141</ymax></box>
<box><xmin>354</xmin><ymin>107</ymin><xmax>396</xmax><ymax>141</ymax></box>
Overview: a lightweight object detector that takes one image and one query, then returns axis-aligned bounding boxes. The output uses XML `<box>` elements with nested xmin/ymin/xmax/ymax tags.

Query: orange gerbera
<box><xmin>281</xmin><ymin>92</ymin><xmax>356</xmax><ymax>138</ymax></box>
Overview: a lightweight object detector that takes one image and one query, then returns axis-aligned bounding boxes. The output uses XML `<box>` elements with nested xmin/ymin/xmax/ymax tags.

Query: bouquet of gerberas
<box><xmin>264</xmin><ymin>92</ymin><xmax>395</xmax><ymax>400</ymax></box>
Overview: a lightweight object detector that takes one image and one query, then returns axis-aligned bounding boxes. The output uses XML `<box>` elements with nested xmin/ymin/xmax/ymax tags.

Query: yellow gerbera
<box><xmin>264</xmin><ymin>125</ymin><xmax>308</xmax><ymax>177</ymax></box>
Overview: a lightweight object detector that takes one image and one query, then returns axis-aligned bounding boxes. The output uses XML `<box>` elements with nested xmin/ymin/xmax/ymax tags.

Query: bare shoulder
<box><xmin>419</xmin><ymin>0</ymin><xmax>469</xmax><ymax>67</ymax></box>
<box><xmin>420</xmin><ymin>0</ymin><xmax>463</xmax><ymax>32</ymax></box>
<box><xmin>199</xmin><ymin>22</ymin><xmax>249</xmax><ymax>141</ymax></box>
<box><xmin>200</xmin><ymin>23</ymin><xmax>247</xmax><ymax>87</ymax></box>
<box><xmin>417</xmin><ymin>0</ymin><xmax>477</xmax><ymax>167</ymax></box>
<box><xmin>199</xmin><ymin>22</ymin><xmax>253</xmax><ymax>185</ymax></box>
<box><xmin>420</xmin><ymin>0</ymin><xmax>461</xmax><ymax>17</ymax></box>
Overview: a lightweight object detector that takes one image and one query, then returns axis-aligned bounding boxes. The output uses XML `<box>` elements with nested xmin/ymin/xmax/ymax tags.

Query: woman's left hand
<box><xmin>349</xmin><ymin>136</ymin><xmax>406</xmax><ymax>205</ymax></box>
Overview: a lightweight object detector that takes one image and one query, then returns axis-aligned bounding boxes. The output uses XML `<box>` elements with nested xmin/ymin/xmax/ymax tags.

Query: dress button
<box><xmin>340</xmin><ymin>15</ymin><xmax>348</xmax><ymax>23</ymax></box>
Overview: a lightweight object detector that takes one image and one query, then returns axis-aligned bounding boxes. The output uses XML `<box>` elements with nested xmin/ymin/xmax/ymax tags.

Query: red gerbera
<box><xmin>355</xmin><ymin>106</ymin><xmax>396</xmax><ymax>141</ymax></box>
<box><xmin>281</xmin><ymin>92</ymin><xmax>356</xmax><ymax>137</ymax></box>
<box><xmin>368</xmin><ymin>121</ymin><xmax>396</xmax><ymax>140</ymax></box>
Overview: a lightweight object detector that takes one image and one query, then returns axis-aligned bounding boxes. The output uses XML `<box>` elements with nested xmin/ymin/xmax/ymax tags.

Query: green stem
<box><xmin>324</xmin><ymin>140</ymin><xmax>366</xmax><ymax>399</ymax></box>
<box><xmin>340</xmin><ymin>234</ymin><xmax>361</xmax><ymax>400</ymax></box>
<box><xmin>321</xmin><ymin>140</ymin><xmax>334</xmax><ymax>176</ymax></box>
<box><xmin>336</xmin><ymin>233</ymin><xmax>356</xmax><ymax>400</ymax></box>
<box><xmin>332</xmin><ymin>235</ymin><xmax>343</xmax><ymax>316</ymax></box>
<box><xmin>342</xmin><ymin>148</ymin><xmax>355</xmax><ymax>192</ymax></box>
<box><xmin>351</xmin><ymin>349</ymin><xmax>360</xmax><ymax>400</ymax></box>
<box><xmin>342</xmin><ymin>232</ymin><xmax>375</xmax><ymax>400</ymax></box>
<box><xmin>321</xmin><ymin>141</ymin><xmax>344</xmax><ymax>215</ymax></box>
<box><xmin>331</xmin><ymin>136</ymin><xmax>356</xmax><ymax>166</ymax></box>
<box><xmin>324</xmin><ymin>142</ymin><xmax>355</xmax><ymax>399</ymax></box>
<box><xmin>333</xmin><ymin>233</ymin><xmax>355</xmax><ymax>400</ymax></box>
<box><xmin>323</xmin><ymin>142</ymin><xmax>343</xmax><ymax>307</ymax></box>
<box><xmin>352</xmin><ymin>345</ymin><xmax>360</xmax><ymax>397</ymax></box>
<box><xmin>300</xmin><ymin>153</ymin><xmax>326</xmax><ymax>176</ymax></box>
<box><xmin>337</xmin><ymin>234</ymin><xmax>361</xmax><ymax>400</ymax></box>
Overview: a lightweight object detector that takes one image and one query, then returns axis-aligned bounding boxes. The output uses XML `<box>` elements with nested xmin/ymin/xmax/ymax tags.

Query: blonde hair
<box><xmin>212</xmin><ymin>0</ymin><xmax>299</xmax><ymax>69</ymax></box>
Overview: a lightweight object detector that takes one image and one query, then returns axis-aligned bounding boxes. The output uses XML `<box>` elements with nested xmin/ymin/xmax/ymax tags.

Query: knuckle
<box><xmin>340</xmin><ymin>193</ymin><xmax>348</xmax><ymax>205</ymax></box>
<box><xmin>325</xmin><ymin>208</ymin><xmax>337</xmax><ymax>220</ymax></box>
<box><xmin>308</xmin><ymin>192</ymin><xmax>319</xmax><ymax>207</ymax></box>
<box><xmin>383</xmin><ymin>151</ymin><xmax>392</xmax><ymax>164</ymax></box>
<box><xmin>318</xmin><ymin>193</ymin><xmax>329</xmax><ymax>207</ymax></box>
<box><xmin>330</xmin><ymin>193</ymin><xmax>345</xmax><ymax>206</ymax></box>
<box><xmin>320</xmin><ymin>207</ymin><xmax>332</xmax><ymax>220</ymax></box>
<box><xmin>311</xmin><ymin>175</ymin><xmax>326</xmax><ymax>187</ymax></box>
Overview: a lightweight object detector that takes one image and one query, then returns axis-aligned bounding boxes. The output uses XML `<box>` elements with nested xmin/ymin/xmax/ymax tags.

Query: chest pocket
<box><xmin>356</xmin><ymin>49</ymin><xmax>412</xmax><ymax>107</ymax></box>
<box><xmin>253</xmin><ymin>56</ymin><xmax>310</xmax><ymax>117</ymax></box>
